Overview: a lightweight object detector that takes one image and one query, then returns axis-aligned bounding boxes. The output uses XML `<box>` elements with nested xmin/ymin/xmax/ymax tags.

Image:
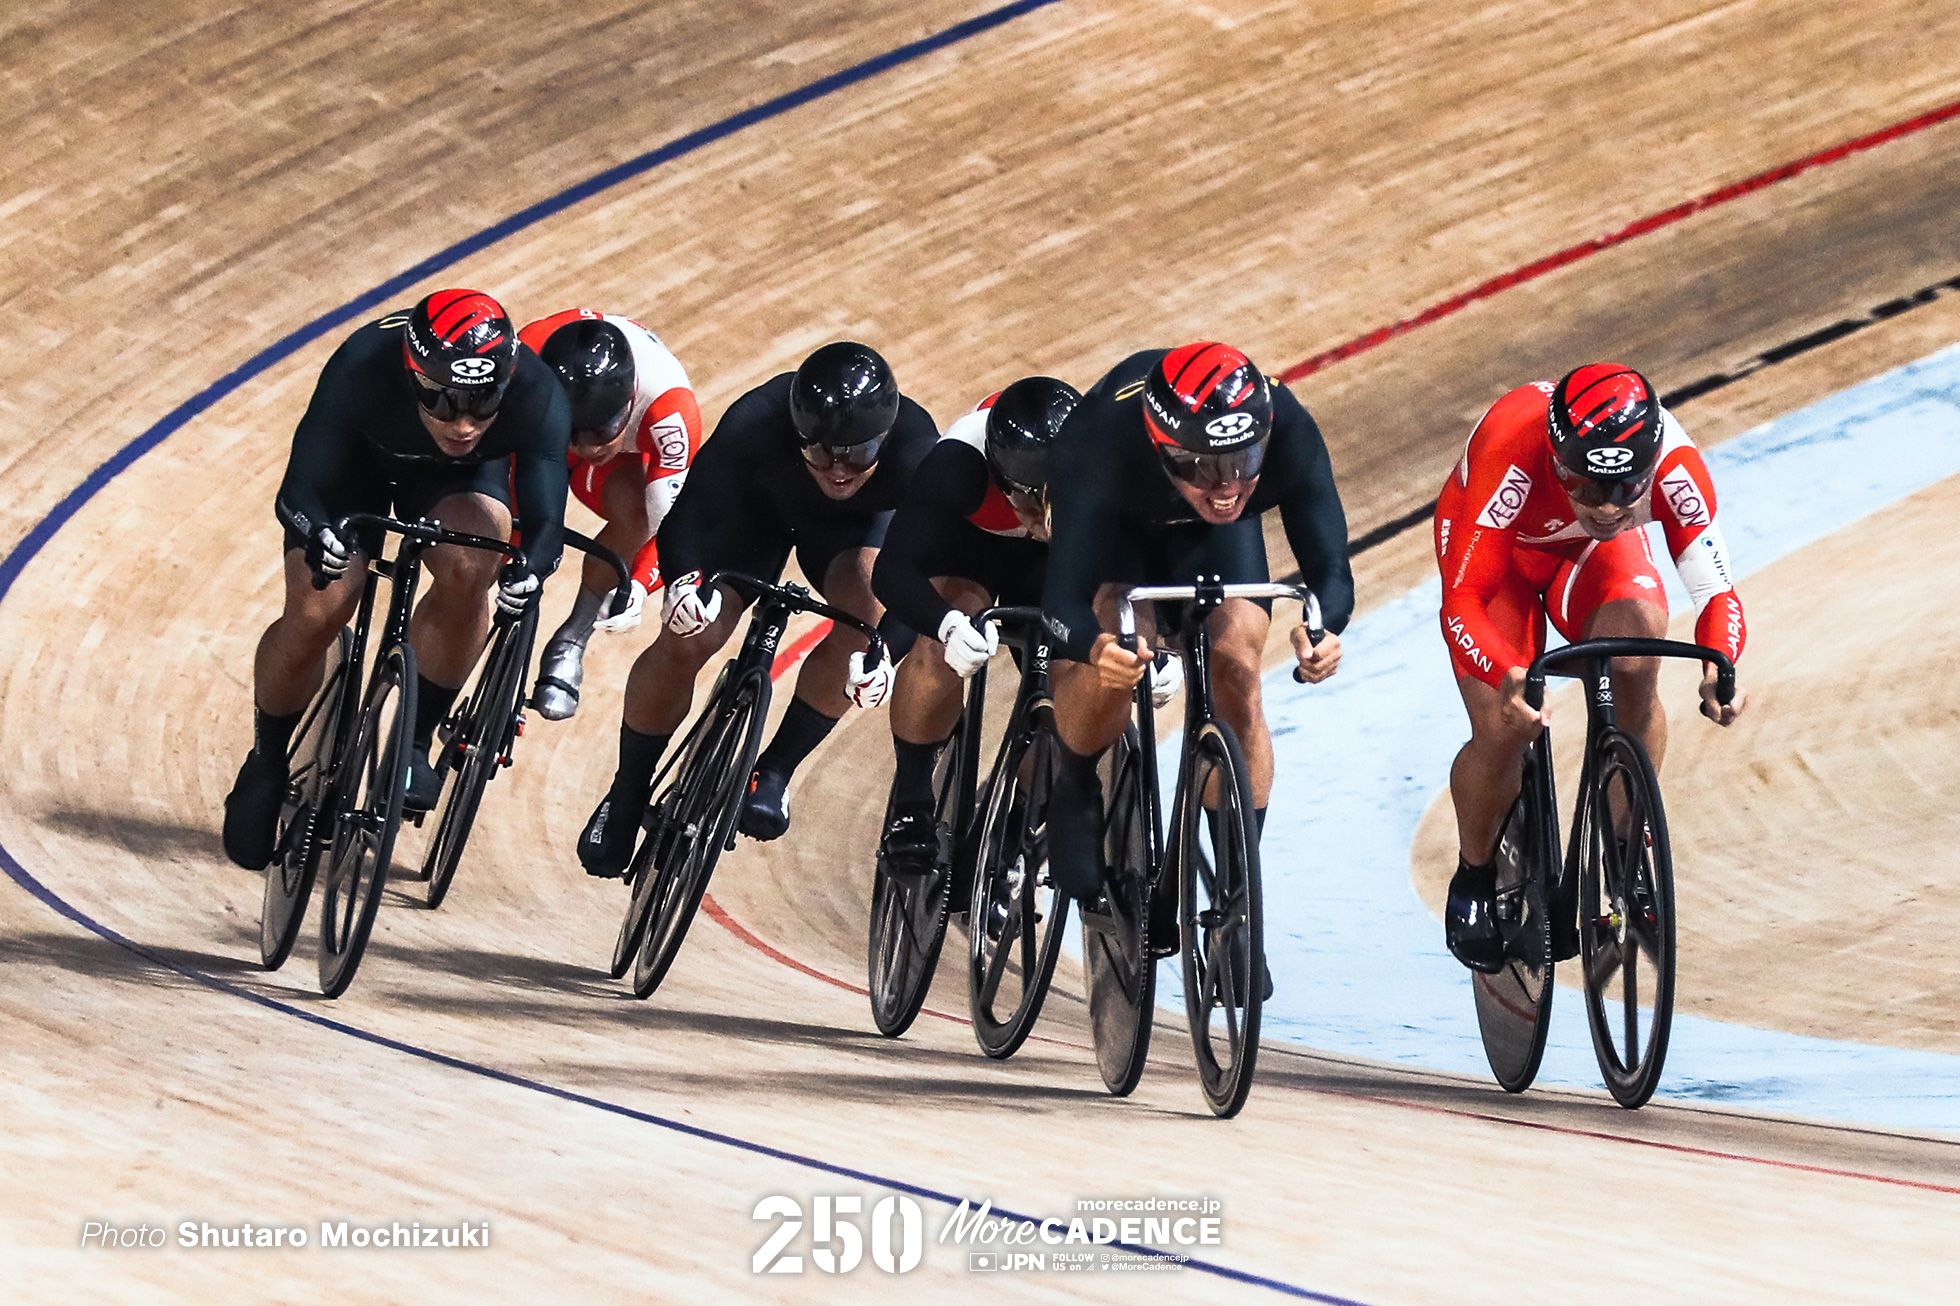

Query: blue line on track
<box><xmin>0</xmin><ymin>6</ymin><xmax>1361</xmax><ymax>1300</ymax></box>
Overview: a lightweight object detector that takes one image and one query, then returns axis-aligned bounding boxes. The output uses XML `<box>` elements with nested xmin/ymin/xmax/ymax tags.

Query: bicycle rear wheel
<box><xmin>868</xmin><ymin>719</ymin><xmax>962</xmax><ymax>1038</ymax></box>
<box><xmin>968</xmin><ymin>728</ymin><xmax>1069</xmax><ymax>1058</ymax></box>
<box><xmin>421</xmin><ymin>605</ymin><xmax>535</xmax><ymax>909</ymax></box>
<box><xmin>318</xmin><ymin>645</ymin><xmax>416</xmax><ymax>998</ymax></box>
<box><xmin>1472</xmin><ymin>749</ymin><xmax>1558</xmax><ymax>1093</ymax></box>
<box><xmin>1082</xmin><ymin>725</ymin><xmax>1157</xmax><ymax>1096</ymax></box>
<box><xmin>1179</xmin><ymin>719</ymin><xmax>1262</xmax><ymax>1119</ymax></box>
<box><xmin>632</xmin><ymin>669</ymin><xmax>767</xmax><ymax>999</ymax></box>
<box><xmin>261</xmin><ymin>627</ymin><xmax>352</xmax><ymax>970</ymax></box>
<box><xmin>1579</xmin><ymin>728</ymin><xmax>1676</xmax><ymax>1108</ymax></box>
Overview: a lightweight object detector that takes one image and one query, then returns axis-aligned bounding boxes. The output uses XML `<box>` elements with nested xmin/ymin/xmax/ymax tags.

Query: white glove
<box><xmin>495</xmin><ymin>567</ymin><xmax>541</xmax><ymax>617</ymax></box>
<box><xmin>846</xmin><ymin>649</ymin><xmax>895</xmax><ymax>709</ymax></box>
<box><xmin>662</xmin><ymin>570</ymin><xmax>722</xmax><ymax>636</ymax></box>
<box><xmin>937</xmin><ymin>609</ymin><xmax>998</xmax><ymax>680</ymax></box>
<box><xmin>1149</xmin><ymin>651</ymin><xmax>1184</xmax><ymax>710</ymax></box>
<box><xmin>593</xmin><ymin>579</ymin><xmax>648</xmax><ymax>634</ymax></box>
<box><xmin>306</xmin><ymin>525</ymin><xmax>351</xmax><ymax>585</ymax></box>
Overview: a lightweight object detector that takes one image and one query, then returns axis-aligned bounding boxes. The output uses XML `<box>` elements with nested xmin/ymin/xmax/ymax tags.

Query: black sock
<box><xmin>414</xmin><ymin>676</ymin><xmax>461</xmax><ymax>751</ymax></box>
<box><xmin>891</xmin><ymin>736</ymin><xmax>945</xmax><ymax>810</ymax></box>
<box><xmin>1255</xmin><ymin>807</ymin><xmax>1267</xmax><ymax>839</ymax></box>
<box><xmin>1451</xmin><ymin>856</ymin><xmax>1496</xmax><ymax>898</ymax></box>
<box><xmin>254</xmin><ymin>706</ymin><xmax>305</xmax><ymax>760</ymax></box>
<box><xmin>611</xmin><ymin>724</ymin><xmax>673</xmax><ymax>800</ymax></box>
<box><xmin>755</xmin><ymin>698</ymin><xmax>839</xmax><ymax>778</ymax></box>
<box><xmin>1050</xmin><ymin>742</ymin><xmax>1106</xmax><ymax>899</ymax></box>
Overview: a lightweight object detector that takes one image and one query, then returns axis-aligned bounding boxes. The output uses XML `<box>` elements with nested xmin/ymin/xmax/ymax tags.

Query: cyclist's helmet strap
<box><xmin>1547</xmin><ymin>363</ymin><xmax>1662</xmax><ymax>482</ymax></box>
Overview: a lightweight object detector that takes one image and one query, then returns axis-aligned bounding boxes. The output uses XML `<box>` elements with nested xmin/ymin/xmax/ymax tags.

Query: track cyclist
<box><xmin>1435</xmin><ymin>362</ymin><xmax>1749</xmax><ymax>972</ymax></box>
<box><xmin>868</xmin><ymin>376</ymin><xmax>1080</xmax><ymax>876</ymax></box>
<box><xmin>577</xmin><ymin>341</ymin><xmax>937</xmax><ymax>877</ymax></box>
<box><xmin>517</xmin><ymin>309</ymin><xmax>703</xmax><ymax>721</ymax></box>
<box><xmin>1042</xmin><ymin>343</ymin><xmax>1355</xmax><ymax>977</ymax></box>
<box><xmin>222</xmin><ymin>288</ymin><xmax>571</xmax><ymax>869</ymax></box>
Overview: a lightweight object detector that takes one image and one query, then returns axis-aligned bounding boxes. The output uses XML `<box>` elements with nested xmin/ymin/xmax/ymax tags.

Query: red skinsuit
<box><xmin>1433</xmin><ymin>380</ymin><xmax>1746</xmax><ymax>687</ymax></box>
<box><xmin>518</xmin><ymin>309</ymin><xmax>704</xmax><ymax>591</ymax></box>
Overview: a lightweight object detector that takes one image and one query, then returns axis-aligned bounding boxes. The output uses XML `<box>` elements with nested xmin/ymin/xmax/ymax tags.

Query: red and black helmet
<box><xmin>1142</xmin><ymin>342</ymin><xmax>1273</xmax><ymax>489</ymax></box>
<box><xmin>402</xmin><ymin>289</ymin><xmax>517</xmax><ymax>420</ymax></box>
<box><xmin>1547</xmin><ymin>363</ymin><xmax>1663</xmax><ymax>498</ymax></box>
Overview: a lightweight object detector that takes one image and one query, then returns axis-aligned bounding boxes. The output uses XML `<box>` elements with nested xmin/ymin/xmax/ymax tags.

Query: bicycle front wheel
<box><xmin>967</xmin><ymin>727</ymin><xmax>1068</xmax><ymax>1058</ymax></box>
<box><xmin>422</xmin><ymin>605</ymin><xmax>535</xmax><ymax>909</ymax></box>
<box><xmin>1178</xmin><ymin>719</ymin><xmax>1263</xmax><ymax>1119</ymax></box>
<box><xmin>261</xmin><ymin>627</ymin><xmax>352</xmax><ymax>970</ymax></box>
<box><xmin>632</xmin><ymin>669</ymin><xmax>768</xmax><ymax>999</ymax></box>
<box><xmin>1082</xmin><ymin>725</ymin><xmax>1157</xmax><ymax>1096</ymax></box>
<box><xmin>318</xmin><ymin>645</ymin><xmax>416</xmax><ymax>998</ymax></box>
<box><xmin>868</xmin><ymin>718</ymin><xmax>962</xmax><ymax>1038</ymax></box>
<box><xmin>1578</xmin><ymin>728</ymin><xmax>1676</xmax><ymax>1108</ymax></box>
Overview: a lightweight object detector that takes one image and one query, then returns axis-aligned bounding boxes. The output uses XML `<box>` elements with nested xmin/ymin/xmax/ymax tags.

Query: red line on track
<box><xmin>1274</xmin><ymin>95</ymin><xmax>1960</xmax><ymax>383</ymax></box>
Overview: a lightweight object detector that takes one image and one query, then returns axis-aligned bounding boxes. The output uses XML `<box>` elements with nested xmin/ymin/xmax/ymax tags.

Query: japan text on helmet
<box><xmin>985</xmin><ymin>376</ymin><xmax>1080</xmax><ymax>496</ymax></box>
<box><xmin>1141</xmin><ymin>342</ymin><xmax>1273</xmax><ymax>489</ymax></box>
<box><xmin>1546</xmin><ymin>363</ymin><xmax>1663</xmax><ymax>506</ymax></box>
<box><xmin>402</xmin><ymin>289</ymin><xmax>517</xmax><ymax>421</ymax></box>
<box><xmin>789</xmin><ymin>342</ymin><xmax>900</xmax><ymax>472</ymax></box>
<box><xmin>541</xmin><ymin>318</ymin><xmax>637</xmax><ymax>444</ymax></box>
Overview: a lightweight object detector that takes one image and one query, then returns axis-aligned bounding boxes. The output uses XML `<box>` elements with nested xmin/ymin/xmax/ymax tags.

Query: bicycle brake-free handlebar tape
<box><xmin>1523</xmin><ymin>638</ymin><xmax>1736</xmax><ymax>711</ymax></box>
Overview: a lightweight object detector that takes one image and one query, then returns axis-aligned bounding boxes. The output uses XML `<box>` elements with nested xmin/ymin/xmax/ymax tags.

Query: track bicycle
<box><xmin>1472</xmin><ymin>636</ymin><xmax>1736</xmax><ymax>1108</ymax></box>
<box><xmin>406</xmin><ymin>528</ymin><xmax>630</xmax><ymax>910</ymax></box>
<box><xmin>1084</xmin><ymin>578</ymin><xmax>1323</xmax><ymax>1118</ymax></box>
<box><xmin>611</xmin><ymin>572</ymin><xmax>884</xmax><ymax>999</ymax></box>
<box><xmin>259</xmin><ymin>510</ymin><xmax>523</xmax><ymax>997</ymax></box>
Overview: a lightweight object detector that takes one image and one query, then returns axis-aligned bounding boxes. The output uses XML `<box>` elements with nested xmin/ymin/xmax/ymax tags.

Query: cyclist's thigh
<box><xmin>794</xmin><ymin>511</ymin><xmax>888</xmax><ymax>600</ymax></box>
<box><xmin>595</xmin><ymin>454</ymin><xmax>652</xmax><ymax>534</ymax></box>
<box><xmin>1544</xmin><ymin>530</ymin><xmax>1665</xmax><ymax>645</ymax></box>
<box><xmin>1448</xmin><ymin>564</ymin><xmax>1546</xmax><ymax>684</ymax></box>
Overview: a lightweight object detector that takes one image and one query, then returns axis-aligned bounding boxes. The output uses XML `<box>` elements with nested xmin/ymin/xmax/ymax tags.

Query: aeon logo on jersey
<box><xmin>1204</xmin><ymin>413</ymin><xmax>1257</xmax><ymax>445</ymax></box>
<box><xmin>651</xmin><ymin>414</ymin><xmax>690</xmax><ymax>470</ymax></box>
<box><xmin>1475</xmin><ymin>465</ymin><xmax>1532</xmax><ymax>530</ymax></box>
<box><xmin>1585</xmin><ymin>446</ymin><xmax>1634</xmax><ymax>472</ymax></box>
<box><xmin>450</xmin><ymin>356</ymin><xmax>499</xmax><ymax>382</ymax></box>
<box><xmin>1658</xmin><ymin>466</ymin><xmax>1710</xmax><ymax>527</ymax></box>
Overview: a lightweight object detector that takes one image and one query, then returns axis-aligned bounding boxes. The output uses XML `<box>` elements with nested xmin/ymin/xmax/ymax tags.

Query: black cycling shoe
<box><xmin>881</xmin><ymin>805</ymin><xmax>942</xmax><ymax>880</ymax></box>
<box><xmin>1445</xmin><ymin>858</ymin><xmax>1506</xmax><ymax>973</ymax></box>
<box><xmin>579</xmin><ymin>791</ymin><xmax>644</xmax><ymax>878</ymax></box>
<box><xmin>222</xmin><ymin>748</ymin><xmax>288</xmax><ymax>870</ymax></box>
<box><xmin>403</xmin><ymin>747</ymin><xmax>444</xmax><ymax>813</ymax></box>
<box><xmin>738</xmin><ymin>766</ymin><xmax>792</xmax><ymax>841</ymax></box>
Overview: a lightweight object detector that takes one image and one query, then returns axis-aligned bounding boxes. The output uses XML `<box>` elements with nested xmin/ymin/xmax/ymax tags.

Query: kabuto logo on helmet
<box><xmin>1206</xmin><ymin>412</ymin><xmax>1257</xmax><ymax>444</ymax></box>
<box><xmin>1586</xmin><ymin>446</ymin><xmax>1634</xmax><ymax>471</ymax></box>
<box><xmin>451</xmin><ymin>356</ymin><xmax>499</xmax><ymax>383</ymax></box>
<box><xmin>404</xmin><ymin>289</ymin><xmax>515</xmax><ymax>388</ymax></box>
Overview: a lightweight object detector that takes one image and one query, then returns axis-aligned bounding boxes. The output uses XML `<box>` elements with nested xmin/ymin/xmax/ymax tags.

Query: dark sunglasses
<box><xmin>1160</xmin><ymin>439</ymin><xmax>1267</xmax><ymax>491</ymax></box>
<box><xmin>799</xmin><ymin>433</ymin><xmax>885</xmax><ymax>473</ymax></box>
<box><xmin>1555</xmin><ymin>461</ymin><xmax>1654</xmax><ymax>508</ymax></box>
<box><xmin>412</xmin><ymin>370</ymin><xmax>505</xmax><ymax>422</ymax></box>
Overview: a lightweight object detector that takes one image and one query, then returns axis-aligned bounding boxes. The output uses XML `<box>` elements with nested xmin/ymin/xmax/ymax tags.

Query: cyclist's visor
<box><xmin>570</xmin><ymin>401</ymin><xmax>635</xmax><ymax>451</ymax></box>
<box><xmin>1553</xmin><ymin>458</ymin><xmax>1655</xmax><ymax>508</ymax></box>
<box><xmin>799</xmin><ymin>433</ymin><xmax>885</xmax><ymax>473</ymax></box>
<box><xmin>411</xmin><ymin>370</ymin><xmax>506</xmax><ymax>422</ymax></box>
<box><xmin>1157</xmin><ymin>439</ymin><xmax>1268</xmax><ymax>491</ymax></box>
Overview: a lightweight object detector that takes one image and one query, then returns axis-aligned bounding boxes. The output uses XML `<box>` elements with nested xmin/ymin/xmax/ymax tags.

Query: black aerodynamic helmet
<box><xmin>1141</xmin><ymin>342</ymin><xmax>1274</xmax><ymax>489</ymax></box>
<box><xmin>790</xmin><ymin>341</ymin><xmax>900</xmax><ymax>450</ymax></box>
<box><xmin>402</xmin><ymin>288</ymin><xmax>517</xmax><ymax>420</ymax></box>
<box><xmin>984</xmin><ymin>376</ymin><xmax>1080</xmax><ymax>495</ymax></box>
<box><xmin>541</xmin><ymin>318</ymin><xmax>637</xmax><ymax>442</ymax></box>
<box><xmin>1547</xmin><ymin>362</ymin><xmax>1664</xmax><ymax>507</ymax></box>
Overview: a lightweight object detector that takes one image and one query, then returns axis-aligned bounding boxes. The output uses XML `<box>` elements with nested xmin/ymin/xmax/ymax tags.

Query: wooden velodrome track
<box><xmin>4</xmin><ymin>1</ymin><xmax>1959</xmax><ymax>1300</ymax></box>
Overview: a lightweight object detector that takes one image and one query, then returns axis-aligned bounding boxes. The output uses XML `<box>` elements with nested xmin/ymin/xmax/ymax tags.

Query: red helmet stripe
<box><xmin>1163</xmin><ymin>342</ymin><xmax>1257</xmax><ymax>409</ymax></box>
<box><xmin>426</xmin><ymin>288</ymin><xmax>509</xmax><ymax>352</ymax></box>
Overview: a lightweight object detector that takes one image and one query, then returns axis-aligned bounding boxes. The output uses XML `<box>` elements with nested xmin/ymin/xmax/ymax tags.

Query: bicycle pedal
<box><xmin>1197</xmin><ymin>908</ymin><xmax>1226</xmax><ymax>929</ymax></box>
<box><xmin>407</xmin><ymin>810</ymin><xmax>425</xmax><ymax>828</ymax></box>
